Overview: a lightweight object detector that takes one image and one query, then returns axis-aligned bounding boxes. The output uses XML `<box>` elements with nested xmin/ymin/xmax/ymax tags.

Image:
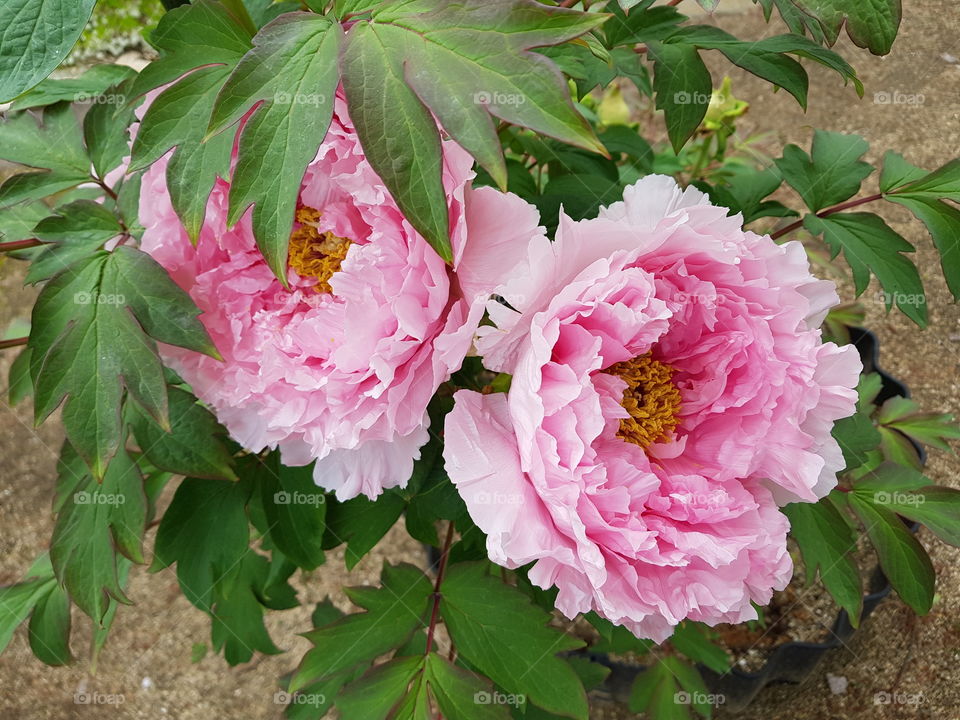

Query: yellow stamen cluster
<box><xmin>287</xmin><ymin>206</ymin><xmax>352</xmax><ymax>293</ymax></box>
<box><xmin>604</xmin><ymin>353</ymin><xmax>682</xmax><ymax>449</ymax></box>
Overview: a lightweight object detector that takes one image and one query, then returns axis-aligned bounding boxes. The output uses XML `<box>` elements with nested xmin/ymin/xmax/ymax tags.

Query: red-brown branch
<box><xmin>770</xmin><ymin>193</ymin><xmax>884</xmax><ymax>240</ymax></box>
<box><xmin>425</xmin><ymin>522</ymin><xmax>456</xmax><ymax>655</ymax></box>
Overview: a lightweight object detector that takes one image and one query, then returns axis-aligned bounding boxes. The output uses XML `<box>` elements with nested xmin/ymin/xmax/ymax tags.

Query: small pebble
<box><xmin>141</xmin><ymin>677</ymin><xmax>153</xmax><ymax>691</ymax></box>
<box><xmin>942</xmin><ymin>53</ymin><xmax>958</xmax><ymax>63</ymax></box>
<box><xmin>827</xmin><ymin>674</ymin><xmax>848</xmax><ymax>695</ymax></box>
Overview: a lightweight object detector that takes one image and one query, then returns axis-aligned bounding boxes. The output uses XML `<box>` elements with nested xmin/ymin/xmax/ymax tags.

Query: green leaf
<box><xmin>831</xmin><ymin>409</ymin><xmax>881</xmax><ymax>472</ymax></box>
<box><xmin>887</xmin><ymin>158</ymin><xmax>960</xmax><ymax>202</ymax></box>
<box><xmin>877</xmin><ymin>396</ymin><xmax>960</xmax><ymax>451</ymax></box>
<box><xmin>83</xmin><ymin>81</ymin><xmax>140</xmax><ymax>180</ymax></box>
<box><xmin>791</xmin><ymin>0</ymin><xmax>901</xmax><ymax>55</ymax></box>
<box><xmin>647</xmin><ymin>41</ymin><xmax>712</xmax><ymax>152</ymax></box>
<box><xmin>0</xmin><ymin>568</ymin><xmax>56</xmax><ymax>655</ymax></box>
<box><xmin>803</xmin><ymin>213</ymin><xmax>926</xmax><ymax>326</ymax></box>
<box><xmin>884</xmin><ymin>195</ymin><xmax>960</xmax><ymax>301</ymax></box>
<box><xmin>783</xmin><ymin>498</ymin><xmax>863</xmax><ymax>625</ymax></box>
<box><xmin>29</xmin><ymin>247</ymin><xmax>218</xmax><ymax>476</ymax></box>
<box><xmin>26</xmin><ymin>201</ymin><xmax>123</xmax><ymax>284</ymax></box>
<box><xmin>440</xmin><ymin>562</ymin><xmax>587</xmax><ymax>719</ymax></box>
<box><xmin>8</xmin><ymin>64</ymin><xmax>135</xmax><ymax>111</ymax></box>
<box><xmin>50</xmin><ymin>443</ymin><xmax>146</xmax><ymax>622</ymax></box>
<box><xmin>0</xmin><ymin>201</ymin><xmax>48</xmax><ymax>244</ymax></box>
<box><xmin>0</xmin><ymin>103</ymin><xmax>88</xmax><ymax>174</ymax></box>
<box><xmin>670</xmin><ymin>622</ymin><xmax>729</xmax><ymax>674</ymax></box>
<box><xmin>28</xmin><ymin>582</ymin><xmax>72</xmax><ymax>666</ymax></box>
<box><xmin>849</xmin><ymin>493</ymin><xmax>934</xmax><ymax>614</ymax></box>
<box><xmin>775</xmin><ymin>130</ymin><xmax>872</xmax><ymax>212</ymax></box>
<box><xmin>152</xmin><ymin>477</ymin><xmax>251</xmax><ymax>611</ymax></box>
<box><xmin>336</xmin><ymin>655</ymin><xmax>426</xmax><ymax>720</ymax></box>
<box><xmin>129</xmin><ymin>387</ymin><xmax>238</xmax><ymax>482</ymax></box>
<box><xmin>628</xmin><ymin>658</ymin><xmax>684</xmax><ymax>718</ymax></box>
<box><xmin>0</xmin><ymin>0</ymin><xmax>96</xmax><ymax>102</ymax></box>
<box><xmin>878</xmin><ymin>151</ymin><xmax>926</xmax><ymax>193</ymax></box>
<box><xmin>8</xmin><ymin>348</ymin><xmax>33</xmax><ymax>406</ymax></box>
<box><xmin>204</xmin><ymin>13</ymin><xmax>341</xmax><ymax>281</ymax></box>
<box><xmin>696</xmin><ymin>164</ymin><xmax>796</xmax><ymax>225</ymax></box>
<box><xmin>867</xmin><ymin>486</ymin><xmax>960</xmax><ymax>547</ymax></box>
<box><xmin>291</xmin><ymin>563</ymin><xmax>432</xmax><ymax>692</ymax></box>
<box><xmin>425</xmin><ymin>652</ymin><xmax>511</xmax><ymax>720</ymax></box>
<box><xmin>210</xmin><ymin>550</ymin><xmax>282</xmax><ymax>664</ymax></box>
<box><xmin>253</xmin><ymin>454</ymin><xmax>327</xmax><ymax>570</ymax></box>
<box><xmin>324</xmin><ymin>492</ymin><xmax>407</xmax><ymax>570</ymax></box>
<box><xmin>605</xmin><ymin>2</ymin><xmax>686</xmax><ymax>46</ymax></box>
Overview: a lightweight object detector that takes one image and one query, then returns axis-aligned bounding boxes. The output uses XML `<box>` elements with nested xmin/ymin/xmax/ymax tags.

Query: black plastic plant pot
<box><xmin>584</xmin><ymin>327</ymin><xmax>924</xmax><ymax>712</ymax></box>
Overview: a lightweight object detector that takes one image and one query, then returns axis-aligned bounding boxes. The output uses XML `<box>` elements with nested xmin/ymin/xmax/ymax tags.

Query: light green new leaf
<box><xmin>152</xmin><ymin>477</ymin><xmax>251</xmax><ymax>612</ymax></box>
<box><xmin>205</xmin><ymin>13</ymin><xmax>341</xmax><ymax>281</ymax></box>
<box><xmin>50</xmin><ymin>443</ymin><xmax>146</xmax><ymax>622</ymax></box>
<box><xmin>849</xmin><ymin>494</ymin><xmax>934</xmax><ymax>614</ymax></box>
<box><xmin>775</xmin><ymin>130</ymin><xmax>872</xmax><ymax>212</ymax></box>
<box><xmin>647</xmin><ymin>41</ymin><xmax>712</xmax><ymax>153</ymax></box>
<box><xmin>129</xmin><ymin>387</ymin><xmax>238</xmax><ymax>482</ymax></box>
<box><xmin>440</xmin><ymin>562</ymin><xmax>587</xmax><ymax>719</ymax></box>
<box><xmin>291</xmin><ymin>563</ymin><xmax>432</xmax><ymax>692</ymax></box>
<box><xmin>0</xmin><ymin>0</ymin><xmax>96</xmax><ymax>101</ymax></box>
<box><xmin>804</xmin><ymin>213</ymin><xmax>926</xmax><ymax>326</ymax></box>
<box><xmin>784</xmin><ymin>498</ymin><xmax>863</xmax><ymax>625</ymax></box>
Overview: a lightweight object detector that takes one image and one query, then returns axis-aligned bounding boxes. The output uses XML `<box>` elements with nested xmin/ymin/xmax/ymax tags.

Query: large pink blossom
<box><xmin>139</xmin><ymin>94</ymin><xmax>516</xmax><ymax>500</ymax></box>
<box><xmin>443</xmin><ymin>175</ymin><xmax>862</xmax><ymax>641</ymax></box>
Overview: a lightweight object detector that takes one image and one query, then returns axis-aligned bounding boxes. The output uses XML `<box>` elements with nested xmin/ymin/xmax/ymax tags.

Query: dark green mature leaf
<box><xmin>0</xmin><ymin>103</ymin><xmax>90</xmax><ymax>208</ymax></box>
<box><xmin>28</xmin><ymin>582</ymin><xmax>72</xmax><ymax>666</ymax></box>
<box><xmin>152</xmin><ymin>478</ymin><xmax>251</xmax><ymax>611</ymax></box>
<box><xmin>775</xmin><ymin>130</ymin><xmax>872</xmax><ymax>212</ymax></box>
<box><xmin>29</xmin><ymin>247</ymin><xmax>218</xmax><ymax>476</ymax></box>
<box><xmin>0</xmin><ymin>557</ymin><xmax>57</xmax><ymax>655</ymax></box>
<box><xmin>791</xmin><ymin>0</ymin><xmax>901</xmax><ymax>55</ymax></box>
<box><xmin>888</xmin><ymin>159</ymin><xmax>960</xmax><ymax>202</ymax></box>
<box><xmin>669</xmin><ymin>622</ymin><xmax>729</xmax><ymax>674</ymax></box>
<box><xmin>206</xmin><ymin>13</ymin><xmax>341</xmax><ymax>281</ymax></box>
<box><xmin>0</xmin><ymin>201</ymin><xmax>48</xmax><ymax>244</ymax></box>
<box><xmin>83</xmin><ymin>81</ymin><xmax>141</xmax><ymax>179</ymax></box>
<box><xmin>129</xmin><ymin>387</ymin><xmax>238</xmax><ymax>482</ymax></box>
<box><xmin>876</xmin><ymin>396</ymin><xmax>960</xmax><ymax>451</ymax></box>
<box><xmin>784</xmin><ymin>498</ymin><xmax>863</xmax><ymax>624</ymax></box>
<box><xmin>26</xmin><ymin>201</ymin><xmax>123</xmax><ymax>284</ymax></box>
<box><xmin>253</xmin><ymin>454</ymin><xmax>327</xmax><ymax>570</ymax></box>
<box><xmin>291</xmin><ymin>563</ymin><xmax>433</xmax><ymax>692</ymax></box>
<box><xmin>804</xmin><ymin>213</ymin><xmax>925</xmax><ymax>326</ymax></box>
<box><xmin>132</xmin><ymin>0</ymin><xmax>254</xmax><ymax>98</ymax></box>
<box><xmin>324</xmin><ymin>492</ymin><xmax>407</xmax><ymax>570</ymax></box>
<box><xmin>878</xmin><ymin>151</ymin><xmax>926</xmax><ymax>193</ymax></box>
<box><xmin>696</xmin><ymin>164</ymin><xmax>796</xmax><ymax>225</ymax></box>
<box><xmin>628</xmin><ymin>658</ymin><xmax>684</xmax><ymax>718</ymax></box>
<box><xmin>440</xmin><ymin>562</ymin><xmax>587</xmax><ymax>719</ymax></box>
<box><xmin>210</xmin><ymin>550</ymin><xmax>282</xmax><ymax>664</ymax></box>
<box><xmin>831</xmin><ymin>409</ymin><xmax>881</xmax><ymax>472</ymax></box>
<box><xmin>0</xmin><ymin>0</ymin><xmax>96</xmax><ymax>101</ymax></box>
<box><xmin>8</xmin><ymin>348</ymin><xmax>33</xmax><ymax>406</ymax></box>
<box><xmin>849</xmin><ymin>494</ymin><xmax>934</xmax><ymax>614</ymax></box>
<box><xmin>50</xmin><ymin>443</ymin><xmax>146</xmax><ymax>622</ymax></box>
<box><xmin>8</xmin><ymin>64</ymin><xmax>134</xmax><ymax>111</ymax></box>
<box><xmin>336</xmin><ymin>655</ymin><xmax>426</xmax><ymax>720</ymax></box>
<box><xmin>754</xmin><ymin>0</ymin><xmax>828</xmax><ymax>44</ymax></box>
<box><xmin>868</xmin><ymin>486</ymin><xmax>960</xmax><ymax>547</ymax></box>
<box><xmin>647</xmin><ymin>41</ymin><xmax>712</xmax><ymax>153</ymax></box>
<box><xmin>605</xmin><ymin>1</ymin><xmax>686</xmax><ymax>47</ymax></box>
<box><xmin>425</xmin><ymin>652</ymin><xmax>511</xmax><ymax>720</ymax></box>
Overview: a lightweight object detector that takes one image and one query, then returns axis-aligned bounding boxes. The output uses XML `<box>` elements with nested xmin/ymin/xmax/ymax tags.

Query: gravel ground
<box><xmin>2</xmin><ymin>1</ymin><xmax>959</xmax><ymax>718</ymax></box>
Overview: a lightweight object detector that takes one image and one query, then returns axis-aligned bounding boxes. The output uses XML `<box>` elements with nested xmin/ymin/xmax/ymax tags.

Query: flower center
<box><xmin>288</xmin><ymin>206</ymin><xmax>352</xmax><ymax>293</ymax></box>
<box><xmin>604</xmin><ymin>353</ymin><xmax>682</xmax><ymax>449</ymax></box>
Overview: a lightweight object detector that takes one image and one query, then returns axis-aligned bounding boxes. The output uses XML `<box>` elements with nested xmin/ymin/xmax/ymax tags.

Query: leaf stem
<box><xmin>0</xmin><ymin>336</ymin><xmax>28</xmax><ymax>350</ymax></box>
<box><xmin>770</xmin><ymin>192</ymin><xmax>884</xmax><ymax>240</ymax></box>
<box><xmin>0</xmin><ymin>238</ymin><xmax>44</xmax><ymax>252</ymax></box>
<box><xmin>425</xmin><ymin>521</ymin><xmax>455</xmax><ymax>655</ymax></box>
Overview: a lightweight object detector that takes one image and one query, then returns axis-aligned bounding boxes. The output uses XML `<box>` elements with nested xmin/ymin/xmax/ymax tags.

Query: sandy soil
<box><xmin>2</xmin><ymin>0</ymin><xmax>959</xmax><ymax>718</ymax></box>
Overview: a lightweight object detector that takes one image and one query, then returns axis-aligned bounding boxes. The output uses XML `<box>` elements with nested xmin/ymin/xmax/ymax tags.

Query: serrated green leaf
<box><xmin>628</xmin><ymin>659</ymin><xmax>683</xmax><ymax>718</ymax></box>
<box><xmin>440</xmin><ymin>562</ymin><xmax>587</xmax><ymax>719</ymax></box>
<box><xmin>0</xmin><ymin>201</ymin><xmax>48</xmax><ymax>243</ymax></box>
<box><xmin>877</xmin><ymin>396</ymin><xmax>960</xmax><ymax>451</ymax></box>
<box><xmin>0</xmin><ymin>103</ymin><xmax>88</xmax><ymax>174</ymax></box>
<box><xmin>426</xmin><ymin>652</ymin><xmax>511</xmax><ymax>720</ymax></box>
<box><xmin>8</xmin><ymin>64</ymin><xmax>135</xmax><ymax>111</ymax></box>
<box><xmin>775</xmin><ymin>130</ymin><xmax>872</xmax><ymax>212</ymax></box>
<box><xmin>152</xmin><ymin>477</ymin><xmax>251</xmax><ymax>611</ymax></box>
<box><xmin>291</xmin><ymin>563</ymin><xmax>432</xmax><ymax>692</ymax></box>
<box><xmin>83</xmin><ymin>81</ymin><xmax>141</xmax><ymax>180</ymax></box>
<box><xmin>804</xmin><ymin>213</ymin><xmax>926</xmax><ymax>326</ymax></box>
<box><xmin>791</xmin><ymin>0</ymin><xmax>901</xmax><ymax>55</ymax></box>
<box><xmin>887</xmin><ymin>158</ymin><xmax>960</xmax><ymax>202</ymax></box>
<box><xmin>0</xmin><ymin>0</ymin><xmax>96</xmax><ymax>102</ymax></box>
<box><xmin>210</xmin><ymin>550</ymin><xmax>282</xmax><ymax>664</ymax></box>
<box><xmin>50</xmin><ymin>443</ymin><xmax>146</xmax><ymax>622</ymax></box>
<box><xmin>831</xmin><ymin>409</ymin><xmax>881</xmax><ymax>472</ymax></box>
<box><xmin>606</xmin><ymin>2</ymin><xmax>686</xmax><ymax>46</ymax></box>
<box><xmin>783</xmin><ymin>498</ymin><xmax>863</xmax><ymax>625</ymax></box>
<box><xmin>878</xmin><ymin>151</ymin><xmax>925</xmax><ymax>193</ymax></box>
<box><xmin>129</xmin><ymin>386</ymin><xmax>237</xmax><ymax>482</ymax></box>
<box><xmin>647</xmin><ymin>41</ymin><xmax>712</xmax><ymax>153</ymax></box>
<box><xmin>884</xmin><ymin>195</ymin><xmax>960</xmax><ymax>301</ymax></box>
<box><xmin>849</xmin><ymin>493</ymin><xmax>934</xmax><ymax>614</ymax></box>
<box><xmin>26</xmin><ymin>200</ymin><xmax>123</xmax><ymax>284</ymax></box>
<box><xmin>336</xmin><ymin>655</ymin><xmax>426</xmax><ymax>720</ymax></box>
<box><xmin>0</xmin><ymin>575</ymin><xmax>55</xmax><ymax>655</ymax></box>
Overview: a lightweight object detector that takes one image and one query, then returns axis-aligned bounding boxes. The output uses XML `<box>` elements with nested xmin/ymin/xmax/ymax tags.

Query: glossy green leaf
<box><xmin>775</xmin><ymin>130</ymin><xmax>872</xmax><ymax>212</ymax></box>
<box><xmin>647</xmin><ymin>41</ymin><xmax>712</xmax><ymax>153</ymax></box>
<box><xmin>26</xmin><ymin>200</ymin><xmax>123</xmax><ymax>284</ymax></box>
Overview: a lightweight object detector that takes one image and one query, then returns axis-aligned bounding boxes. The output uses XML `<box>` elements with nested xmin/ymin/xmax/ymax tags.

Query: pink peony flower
<box><xmin>139</xmin><ymin>94</ymin><xmax>521</xmax><ymax>500</ymax></box>
<box><xmin>443</xmin><ymin>175</ymin><xmax>862</xmax><ymax>641</ymax></box>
